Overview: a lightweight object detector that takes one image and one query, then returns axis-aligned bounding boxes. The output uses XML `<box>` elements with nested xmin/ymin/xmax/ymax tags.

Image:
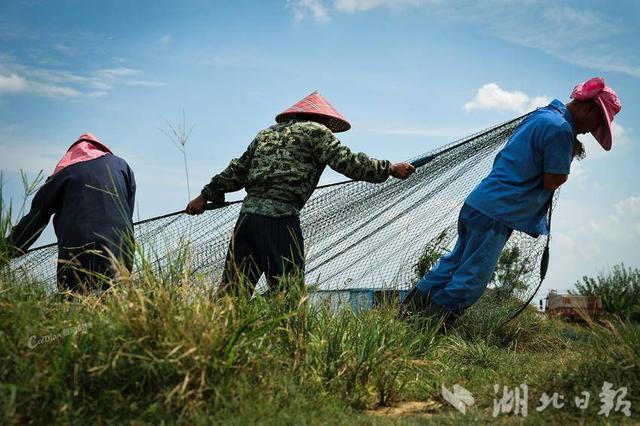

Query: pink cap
<box><xmin>570</xmin><ymin>77</ymin><xmax>621</xmax><ymax>151</ymax></box>
<box><xmin>67</xmin><ymin>132</ymin><xmax>113</xmax><ymax>154</ymax></box>
<box><xmin>53</xmin><ymin>133</ymin><xmax>112</xmax><ymax>174</ymax></box>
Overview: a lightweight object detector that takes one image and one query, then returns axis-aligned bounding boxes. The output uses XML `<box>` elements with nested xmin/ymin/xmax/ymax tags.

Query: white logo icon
<box><xmin>442</xmin><ymin>383</ymin><xmax>475</xmax><ymax>414</ymax></box>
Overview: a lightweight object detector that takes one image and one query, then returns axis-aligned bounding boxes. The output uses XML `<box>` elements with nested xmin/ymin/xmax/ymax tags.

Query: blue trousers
<box><xmin>416</xmin><ymin>204</ymin><xmax>512</xmax><ymax>314</ymax></box>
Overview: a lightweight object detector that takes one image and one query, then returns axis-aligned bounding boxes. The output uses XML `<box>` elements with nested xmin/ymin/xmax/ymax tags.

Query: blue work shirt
<box><xmin>465</xmin><ymin>99</ymin><xmax>576</xmax><ymax>237</ymax></box>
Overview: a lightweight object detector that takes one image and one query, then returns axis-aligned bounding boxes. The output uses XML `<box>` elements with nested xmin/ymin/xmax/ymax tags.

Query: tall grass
<box><xmin>0</xmin><ymin>235</ymin><xmax>445</xmax><ymax>423</ymax></box>
<box><xmin>453</xmin><ymin>293</ymin><xmax>566</xmax><ymax>352</ymax></box>
<box><xmin>2</xmin><ymin>256</ymin><xmax>638</xmax><ymax>423</ymax></box>
<box><xmin>1</xmin><ymin>178</ymin><xmax>638</xmax><ymax>423</ymax></box>
<box><xmin>542</xmin><ymin>317</ymin><xmax>640</xmax><ymax>420</ymax></box>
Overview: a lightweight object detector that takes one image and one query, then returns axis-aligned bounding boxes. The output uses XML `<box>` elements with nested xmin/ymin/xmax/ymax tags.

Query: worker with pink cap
<box><xmin>7</xmin><ymin>133</ymin><xmax>136</xmax><ymax>293</ymax></box>
<box><xmin>402</xmin><ymin>77</ymin><xmax>622</xmax><ymax>330</ymax></box>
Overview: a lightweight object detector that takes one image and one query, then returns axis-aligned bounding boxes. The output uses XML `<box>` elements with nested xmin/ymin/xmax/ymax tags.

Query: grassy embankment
<box><xmin>1</xmin><ymin>256</ymin><xmax>638</xmax><ymax>425</ymax></box>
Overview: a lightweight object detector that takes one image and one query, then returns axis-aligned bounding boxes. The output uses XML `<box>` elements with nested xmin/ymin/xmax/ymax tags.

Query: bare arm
<box><xmin>542</xmin><ymin>172</ymin><xmax>568</xmax><ymax>191</ymax></box>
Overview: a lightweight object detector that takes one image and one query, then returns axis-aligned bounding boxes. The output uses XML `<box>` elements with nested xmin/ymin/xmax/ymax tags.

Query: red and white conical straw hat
<box><xmin>275</xmin><ymin>91</ymin><xmax>351</xmax><ymax>133</ymax></box>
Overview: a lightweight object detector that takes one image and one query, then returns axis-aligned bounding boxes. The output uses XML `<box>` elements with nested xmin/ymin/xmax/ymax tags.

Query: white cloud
<box><xmin>335</xmin><ymin>0</ymin><xmax>432</xmax><ymax>12</ymax></box>
<box><xmin>611</xmin><ymin>121</ymin><xmax>628</xmax><ymax>141</ymax></box>
<box><xmin>579</xmin><ymin>196</ymin><xmax>640</xmax><ymax>242</ymax></box>
<box><xmin>410</xmin><ymin>2</ymin><xmax>638</xmax><ymax>78</ymax></box>
<box><xmin>28</xmin><ymin>80</ymin><xmax>82</xmax><ymax>97</ymax></box>
<box><xmin>0</xmin><ymin>64</ymin><xmax>159</xmax><ymax>99</ymax></box>
<box><xmin>511</xmin><ymin>5</ymin><xmax>639</xmax><ymax>77</ymax></box>
<box><xmin>95</xmin><ymin>67</ymin><xmax>140</xmax><ymax>79</ymax></box>
<box><xmin>289</xmin><ymin>0</ymin><xmax>433</xmax><ymax>19</ymax></box>
<box><xmin>125</xmin><ymin>79</ymin><xmax>165</xmax><ymax>87</ymax></box>
<box><xmin>286</xmin><ymin>1</ymin><xmax>640</xmax><ymax>78</ymax></box>
<box><xmin>52</xmin><ymin>44</ymin><xmax>77</xmax><ymax>56</ymax></box>
<box><xmin>464</xmin><ymin>83</ymin><xmax>550</xmax><ymax>113</ymax></box>
<box><xmin>86</xmin><ymin>90</ymin><xmax>108</xmax><ymax>98</ymax></box>
<box><xmin>613</xmin><ymin>196</ymin><xmax>640</xmax><ymax>218</ymax></box>
<box><xmin>528</xmin><ymin>96</ymin><xmax>552</xmax><ymax>110</ymax></box>
<box><xmin>160</xmin><ymin>34</ymin><xmax>173</xmax><ymax>44</ymax></box>
<box><xmin>0</xmin><ymin>72</ymin><xmax>28</xmax><ymax>93</ymax></box>
<box><xmin>546</xmin><ymin>195</ymin><xmax>640</xmax><ymax>292</ymax></box>
<box><xmin>0</xmin><ymin>70</ymin><xmax>82</xmax><ymax>98</ymax></box>
<box><xmin>569</xmin><ymin>160</ymin><xmax>586</xmax><ymax>183</ymax></box>
<box><xmin>444</xmin><ymin>3</ymin><xmax>640</xmax><ymax>78</ymax></box>
<box><xmin>288</xmin><ymin>0</ymin><xmax>330</xmax><ymax>23</ymax></box>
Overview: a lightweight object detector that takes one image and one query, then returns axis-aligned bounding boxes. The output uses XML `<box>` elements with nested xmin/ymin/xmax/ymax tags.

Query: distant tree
<box><xmin>572</xmin><ymin>263</ymin><xmax>640</xmax><ymax>319</ymax></box>
<box><xmin>413</xmin><ymin>230</ymin><xmax>449</xmax><ymax>280</ymax></box>
<box><xmin>490</xmin><ymin>246</ymin><xmax>532</xmax><ymax>300</ymax></box>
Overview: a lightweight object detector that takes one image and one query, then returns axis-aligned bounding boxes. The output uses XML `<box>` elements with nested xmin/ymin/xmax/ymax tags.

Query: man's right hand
<box><xmin>390</xmin><ymin>162</ymin><xmax>416</xmax><ymax>180</ymax></box>
<box><xmin>186</xmin><ymin>194</ymin><xmax>207</xmax><ymax>215</ymax></box>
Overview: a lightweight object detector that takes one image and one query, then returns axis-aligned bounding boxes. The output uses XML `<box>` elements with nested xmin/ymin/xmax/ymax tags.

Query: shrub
<box><xmin>572</xmin><ymin>264</ymin><xmax>640</xmax><ymax>319</ymax></box>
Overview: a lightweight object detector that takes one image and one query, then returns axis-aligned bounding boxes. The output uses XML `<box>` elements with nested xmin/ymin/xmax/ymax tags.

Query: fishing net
<box><xmin>9</xmin><ymin>114</ymin><xmax>551</xmax><ymax>316</ymax></box>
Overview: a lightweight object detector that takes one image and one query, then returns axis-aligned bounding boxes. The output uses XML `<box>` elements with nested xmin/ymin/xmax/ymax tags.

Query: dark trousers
<box><xmin>220</xmin><ymin>213</ymin><xmax>305</xmax><ymax>298</ymax></box>
<box><xmin>56</xmin><ymin>241</ymin><xmax>133</xmax><ymax>293</ymax></box>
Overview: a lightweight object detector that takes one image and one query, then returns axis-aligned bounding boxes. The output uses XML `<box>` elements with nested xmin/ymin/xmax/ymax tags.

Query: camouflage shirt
<box><xmin>201</xmin><ymin>120</ymin><xmax>392</xmax><ymax>217</ymax></box>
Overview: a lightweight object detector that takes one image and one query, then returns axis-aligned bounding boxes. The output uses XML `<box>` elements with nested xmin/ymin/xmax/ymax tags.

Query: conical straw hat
<box><xmin>275</xmin><ymin>91</ymin><xmax>351</xmax><ymax>133</ymax></box>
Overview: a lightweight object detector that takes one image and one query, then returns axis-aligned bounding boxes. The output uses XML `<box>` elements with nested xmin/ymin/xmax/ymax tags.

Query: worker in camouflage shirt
<box><xmin>186</xmin><ymin>91</ymin><xmax>415</xmax><ymax>297</ymax></box>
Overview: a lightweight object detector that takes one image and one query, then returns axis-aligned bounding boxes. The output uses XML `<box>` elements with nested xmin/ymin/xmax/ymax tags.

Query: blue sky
<box><xmin>1</xmin><ymin>0</ymin><xmax>639</xmax><ymax>295</ymax></box>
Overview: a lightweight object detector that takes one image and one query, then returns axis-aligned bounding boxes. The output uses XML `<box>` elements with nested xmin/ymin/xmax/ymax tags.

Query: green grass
<box><xmin>0</xmin><ymin>262</ymin><xmax>638</xmax><ymax>424</ymax></box>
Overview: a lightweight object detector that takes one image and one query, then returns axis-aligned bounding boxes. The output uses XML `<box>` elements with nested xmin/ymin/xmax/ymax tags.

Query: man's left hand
<box><xmin>391</xmin><ymin>162</ymin><xmax>416</xmax><ymax>180</ymax></box>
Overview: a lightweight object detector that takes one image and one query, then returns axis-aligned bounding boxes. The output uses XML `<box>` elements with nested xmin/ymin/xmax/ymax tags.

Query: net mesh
<box><xmin>9</xmin><ymin>114</ymin><xmax>551</xmax><ymax>315</ymax></box>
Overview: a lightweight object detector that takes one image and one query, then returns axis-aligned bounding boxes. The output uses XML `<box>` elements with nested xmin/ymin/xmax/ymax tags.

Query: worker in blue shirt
<box><xmin>401</xmin><ymin>77</ymin><xmax>622</xmax><ymax>327</ymax></box>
